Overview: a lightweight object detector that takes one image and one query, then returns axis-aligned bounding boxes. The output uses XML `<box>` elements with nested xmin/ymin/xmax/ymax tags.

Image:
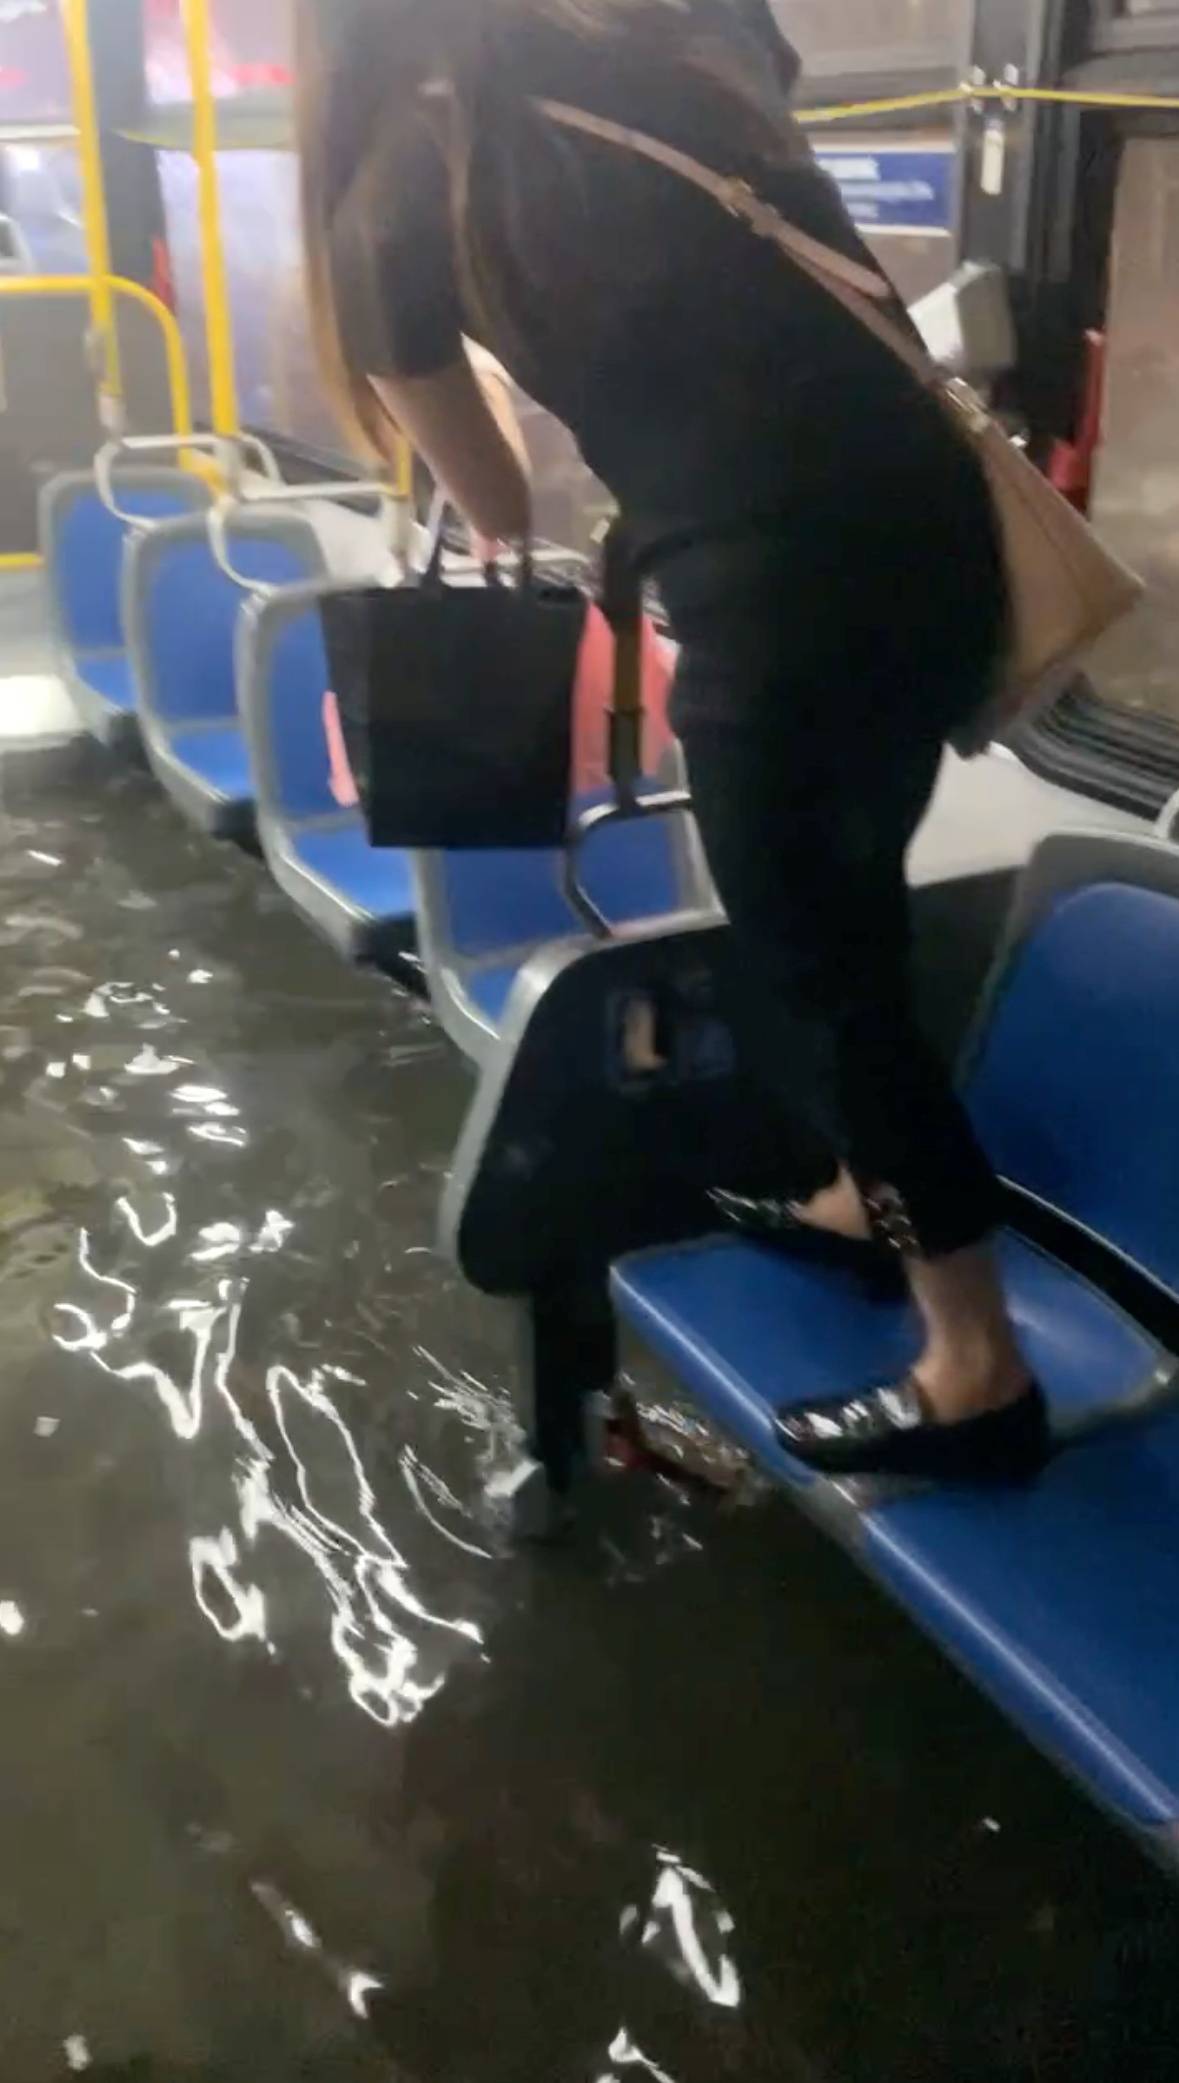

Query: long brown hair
<box><xmin>295</xmin><ymin>0</ymin><xmax>797</xmax><ymax>455</ymax></box>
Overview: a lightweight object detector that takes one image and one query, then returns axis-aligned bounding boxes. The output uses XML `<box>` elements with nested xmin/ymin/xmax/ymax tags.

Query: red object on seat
<box><xmin>571</xmin><ymin>603</ymin><xmax>675</xmax><ymax>794</ymax></box>
<box><xmin>150</xmin><ymin>235</ymin><xmax>176</xmax><ymax>315</ymax></box>
<box><xmin>324</xmin><ymin>689</ymin><xmax>359</xmax><ymax>809</ymax></box>
<box><xmin>323</xmin><ymin>603</ymin><xmax>677</xmax><ymax>815</ymax></box>
<box><xmin>1048</xmin><ymin>330</ymin><xmax>1107</xmax><ymax>514</ymax></box>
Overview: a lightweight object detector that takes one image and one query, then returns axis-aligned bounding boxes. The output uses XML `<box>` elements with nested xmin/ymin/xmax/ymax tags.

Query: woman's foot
<box><xmin>775</xmin><ymin>1376</ymin><xmax>1051</xmax><ymax>1484</ymax></box>
<box><xmin>906</xmin><ymin>1247</ymin><xmax>1035</xmax><ymax>1423</ymax></box>
<box><xmin>791</xmin><ymin>1172</ymin><xmax>872</xmax><ymax>1242</ymax></box>
<box><xmin>709</xmin><ymin>1189</ymin><xmax>906</xmax><ymax>1294</ymax></box>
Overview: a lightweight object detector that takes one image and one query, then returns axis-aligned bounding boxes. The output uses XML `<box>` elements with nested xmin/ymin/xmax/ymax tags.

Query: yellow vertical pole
<box><xmin>390</xmin><ymin>435</ymin><xmax>413</xmax><ymax>502</ymax></box>
<box><xmin>183</xmin><ymin>0</ymin><xmax>238</xmax><ymax>433</ymax></box>
<box><xmin>60</xmin><ymin>0</ymin><xmax>122</xmax><ymax>410</ymax></box>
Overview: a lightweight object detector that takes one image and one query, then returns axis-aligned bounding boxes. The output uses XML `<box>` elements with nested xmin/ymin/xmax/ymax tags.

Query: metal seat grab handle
<box><xmin>94</xmin><ymin>430</ymin><xmax>281</xmax><ymax>530</ymax></box>
<box><xmin>208</xmin><ymin>476</ymin><xmax>401</xmax><ymax>597</ymax></box>
<box><xmin>563</xmin><ymin>523</ymin><xmax>690</xmax><ymax>938</ymax></box>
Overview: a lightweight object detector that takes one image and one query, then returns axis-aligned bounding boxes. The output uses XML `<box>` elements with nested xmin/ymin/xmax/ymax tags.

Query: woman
<box><xmin>296</xmin><ymin>0</ymin><xmax>1049</xmax><ymax>1483</ymax></box>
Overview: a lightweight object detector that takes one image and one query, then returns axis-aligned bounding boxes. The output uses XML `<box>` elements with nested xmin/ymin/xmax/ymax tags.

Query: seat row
<box><xmin>604</xmin><ymin>833</ymin><xmax>1179</xmax><ymax>1867</ymax></box>
<box><xmin>42</xmin><ymin>457</ymin><xmax>709</xmax><ymax>1053</ymax></box>
<box><xmin>42</xmin><ymin>454</ymin><xmax>1179</xmax><ymax>1873</ymax></box>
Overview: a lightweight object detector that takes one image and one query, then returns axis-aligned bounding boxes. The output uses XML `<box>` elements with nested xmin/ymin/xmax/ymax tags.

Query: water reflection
<box><xmin>189</xmin><ymin>1530</ymin><xmax>268</xmax><ymax>1647</ymax></box>
<box><xmin>635</xmin><ymin>1851</ymin><xmax>741</xmax><ymax>2011</ymax></box>
<box><xmin>599</xmin><ymin>2029</ymin><xmax>678</xmax><ymax>2081</ymax></box>
<box><xmin>4</xmin><ymin>767</ymin><xmax>1179</xmax><ymax>2082</ymax></box>
<box><xmin>56</xmin><ymin>1184</ymin><xmax>486</xmax><ymax>1726</ymax></box>
<box><xmin>251</xmin><ymin>1879</ymin><xmax>385</xmax><ymax>2022</ymax></box>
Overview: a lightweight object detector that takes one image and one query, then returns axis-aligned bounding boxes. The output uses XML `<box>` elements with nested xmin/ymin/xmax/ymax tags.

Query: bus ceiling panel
<box><xmin>1089</xmin><ymin>7</ymin><xmax>1179</xmax><ymax>56</ymax></box>
<box><xmin>776</xmin><ymin>0</ymin><xmax>970</xmax><ymax>117</ymax></box>
<box><xmin>796</xmin><ymin>70</ymin><xmax>963</xmax><ymax>133</ymax></box>
<box><xmin>797</xmin><ymin>50</ymin><xmax>959</xmax><ymax>83</ymax></box>
<box><xmin>1066</xmin><ymin>53</ymin><xmax>1179</xmax><ymax>102</ymax></box>
<box><xmin>773</xmin><ymin>0</ymin><xmax>971</xmax><ymax>68</ymax></box>
<box><xmin>793</xmin><ymin>53</ymin><xmax>961</xmax><ymax>99</ymax></box>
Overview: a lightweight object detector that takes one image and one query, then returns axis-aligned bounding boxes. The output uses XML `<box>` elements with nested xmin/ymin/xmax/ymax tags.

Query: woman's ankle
<box><xmin>905</xmin><ymin>1242</ymin><xmax>1031</xmax><ymax>1421</ymax></box>
<box><xmin>912</xmin><ymin>1343</ymin><xmax>1033</xmax><ymax>1424</ymax></box>
<box><xmin>789</xmin><ymin>1171</ymin><xmax>870</xmax><ymax>1242</ymax></box>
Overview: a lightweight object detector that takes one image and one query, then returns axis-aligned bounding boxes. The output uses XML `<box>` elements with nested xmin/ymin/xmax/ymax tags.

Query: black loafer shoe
<box><xmin>710</xmin><ymin>1190</ymin><xmax>907</xmax><ymax>1296</ymax></box>
<box><xmin>775</xmin><ymin>1377</ymin><xmax>1052</xmax><ymax>1484</ymax></box>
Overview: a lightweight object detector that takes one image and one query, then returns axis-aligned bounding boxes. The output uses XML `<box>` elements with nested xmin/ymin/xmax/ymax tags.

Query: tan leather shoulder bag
<box><xmin>538</xmin><ymin>98</ymin><xmax>1145</xmax><ymax>753</ymax></box>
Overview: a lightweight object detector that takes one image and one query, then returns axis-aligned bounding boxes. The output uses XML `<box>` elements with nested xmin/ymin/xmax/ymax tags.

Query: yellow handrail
<box><xmin>797</xmin><ymin>81</ymin><xmax>1179</xmax><ymax>125</ymax></box>
<box><xmin>0</xmin><ymin>274</ymin><xmax>193</xmax><ymax>437</ymax></box>
<box><xmin>59</xmin><ymin>0</ymin><xmax>120</xmax><ymax>406</ymax></box>
<box><xmin>798</xmin><ymin>88</ymin><xmax>967</xmax><ymax>125</ymax></box>
<box><xmin>182</xmin><ymin>0</ymin><xmax>240</xmax><ymax>435</ymax></box>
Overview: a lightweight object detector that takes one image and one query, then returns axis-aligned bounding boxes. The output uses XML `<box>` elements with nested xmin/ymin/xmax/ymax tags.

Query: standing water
<box><xmin>2</xmin><ymin>754</ymin><xmax>1178</xmax><ymax>2083</ymax></box>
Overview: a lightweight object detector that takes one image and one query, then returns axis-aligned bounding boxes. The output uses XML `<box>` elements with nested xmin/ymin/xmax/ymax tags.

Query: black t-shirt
<box><xmin>364</xmin><ymin>1</ymin><xmax>995</xmax><ymax>651</ymax></box>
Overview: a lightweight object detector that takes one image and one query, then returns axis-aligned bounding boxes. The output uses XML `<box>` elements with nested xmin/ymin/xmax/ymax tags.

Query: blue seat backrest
<box><xmin>968</xmin><ymin>881</ymin><xmax>1179</xmax><ymax>1296</ymax></box>
<box><xmin>142</xmin><ymin>534</ymin><xmax>317</xmax><ymax>727</ymax></box>
<box><xmin>441</xmin><ymin>787</ymin><xmax>683</xmax><ymax>960</ymax></box>
<box><xmin>56</xmin><ymin>485</ymin><xmax>199</xmax><ymax>654</ymax></box>
<box><xmin>263</xmin><ymin>606</ymin><xmax>338</xmax><ymax>822</ymax></box>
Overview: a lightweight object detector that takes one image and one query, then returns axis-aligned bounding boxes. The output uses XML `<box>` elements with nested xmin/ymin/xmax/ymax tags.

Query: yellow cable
<box><xmin>798</xmin><ymin>81</ymin><xmax>1179</xmax><ymax>126</ymax></box>
<box><xmin>797</xmin><ymin>89</ymin><xmax>964</xmax><ymax>125</ymax></box>
<box><xmin>974</xmin><ymin>83</ymin><xmax>1179</xmax><ymax>112</ymax></box>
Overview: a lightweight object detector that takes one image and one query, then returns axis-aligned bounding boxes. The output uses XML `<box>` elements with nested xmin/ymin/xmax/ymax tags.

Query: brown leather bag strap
<box><xmin>535</xmin><ymin>97</ymin><xmax>949</xmax><ymax>402</ymax></box>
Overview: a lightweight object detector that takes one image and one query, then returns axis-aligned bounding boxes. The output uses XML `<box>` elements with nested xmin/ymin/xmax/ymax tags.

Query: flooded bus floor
<box><xmin>3</xmin><ymin>755</ymin><xmax>1179</xmax><ymax>2083</ymax></box>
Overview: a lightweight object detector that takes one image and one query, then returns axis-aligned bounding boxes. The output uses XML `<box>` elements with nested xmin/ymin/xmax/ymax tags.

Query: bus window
<box><xmin>0</xmin><ymin>145</ymin><xmax>85</xmax><ymax>276</ymax></box>
<box><xmin>144</xmin><ymin>0</ymin><xmax>292</xmax><ymax>105</ymax></box>
<box><xmin>1084</xmin><ymin>138</ymin><xmax>1179</xmax><ymax>722</ymax></box>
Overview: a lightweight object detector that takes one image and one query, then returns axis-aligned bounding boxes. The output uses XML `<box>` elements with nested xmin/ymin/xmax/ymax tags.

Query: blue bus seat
<box><xmin>865</xmin><ymin>1415</ymin><xmax>1179</xmax><ymax>1844</ymax></box>
<box><xmin>237</xmin><ymin>581</ymin><xmax>414</xmax><ymax>963</ymax></box>
<box><xmin>414</xmin><ymin>779</ymin><xmax>717</xmax><ymax>1061</ymax></box>
<box><xmin>612</xmin><ymin>1229</ymin><xmax>1171</xmax><ymax>1480</ymax></box>
<box><xmin>39</xmin><ymin>467</ymin><xmax>209</xmax><ymax>751</ymax></box>
<box><xmin>124</xmin><ymin>511</ymin><xmax>325</xmax><ymax>840</ymax></box>
<box><xmin>609</xmin><ymin>833</ymin><xmax>1179</xmax><ymax>1842</ymax></box>
<box><xmin>967</xmin><ymin>857</ymin><xmax>1179</xmax><ymax>1298</ymax></box>
<box><xmin>614</xmin><ymin>831</ymin><xmax>1179</xmax><ymax>1440</ymax></box>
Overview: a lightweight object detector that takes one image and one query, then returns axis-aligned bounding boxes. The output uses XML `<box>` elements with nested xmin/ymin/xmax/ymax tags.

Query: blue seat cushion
<box><xmin>167</xmin><ymin>725</ymin><xmax>253</xmax><ymax>804</ymax></box>
<box><xmin>865</xmin><ymin>1417</ymin><xmax>1179</xmax><ymax>1830</ymax></box>
<box><xmin>611</xmin><ymin>1232</ymin><xmax>1165</xmax><ymax>1490</ymax></box>
<box><xmin>442</xmin><ymin>787</ymin><xmax>683</xmax><ymax>962</ymax></box>
<box><xmin>78</xmin><ymin>651</ymin><xmax>135</xmax><ymax>711</ymax></box>
<box><xmin>56</xmin><ymin>484</ymin><xmax>203</xmax><ymax>655</ymax></box>
<box><xmin>969</xmin><ymin>883</ymin><xmax>1179</xmax><ymax>1297</ymax></box>
<box><xmin>290</xmin><ymin>825</ymin><xmax>414</xmax><ymax>921</ymax></box>
<box><xmin>465</xmin><ymin>964</ymin><xmax>521</xmax><ymax>1027</ymax></box>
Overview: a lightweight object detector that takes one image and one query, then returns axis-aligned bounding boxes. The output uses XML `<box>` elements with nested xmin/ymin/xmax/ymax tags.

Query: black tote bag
<box><xmin>320</xmin><ymin>537</ymin><xmax>589</xmax><ymax>850</ymax></box>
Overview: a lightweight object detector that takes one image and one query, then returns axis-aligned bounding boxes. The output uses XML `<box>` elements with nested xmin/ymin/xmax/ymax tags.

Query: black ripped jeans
<box><xmin>666</xmin><ymin>513</ymin><xmax>1006</xmax><ymax>1263</ymax></box>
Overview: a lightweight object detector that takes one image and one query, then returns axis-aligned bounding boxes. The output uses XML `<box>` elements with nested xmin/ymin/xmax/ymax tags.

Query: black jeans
<box><xmin>672</xmin><ymin>541</ymin><xmax>1005</xmax><ymax>1261</ymax></box>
